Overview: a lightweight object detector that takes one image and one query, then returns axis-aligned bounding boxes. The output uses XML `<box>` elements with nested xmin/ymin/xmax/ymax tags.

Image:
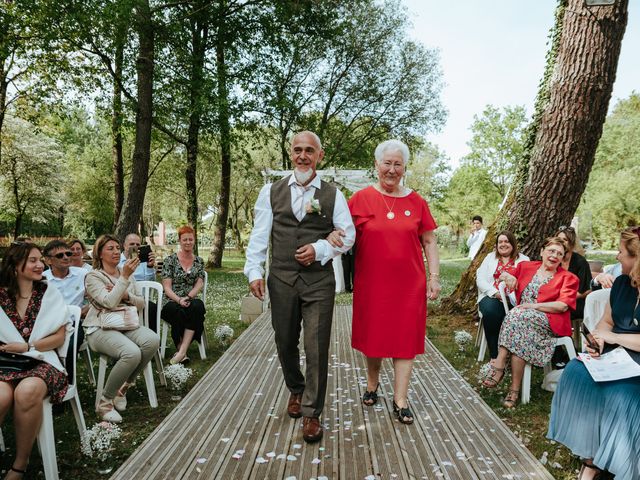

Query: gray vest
<box><xmin>270</xmin><ymin>175</ymin><xmax>336</xmax><ymax>286</ymax></box>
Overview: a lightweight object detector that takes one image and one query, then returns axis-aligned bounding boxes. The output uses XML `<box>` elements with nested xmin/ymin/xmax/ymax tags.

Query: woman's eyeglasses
<box><xmin>558</xmin><ymin>225</ymin><xmax>575</xmax><ymax>233</ymax></box>
<box><xmin>49</xmin><ymin>251</ymin><xmax>73</xmax><ymax>259</ymax></box>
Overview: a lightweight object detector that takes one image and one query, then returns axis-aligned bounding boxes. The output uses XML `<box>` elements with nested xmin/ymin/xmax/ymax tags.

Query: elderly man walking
<box><xmin>244</xmin><ymin>131</ymin><xmax>355</xmax><ymax>443</ymax></box>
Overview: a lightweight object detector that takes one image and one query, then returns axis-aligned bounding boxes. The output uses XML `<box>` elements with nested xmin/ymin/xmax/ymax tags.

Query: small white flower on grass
<box><xmin>454</xmin><ymin>330</ymin><xmax>473</xmax><ymax>351</ymax></box>
<box><xmin>81</xmin><ymin>422</ymin><xmax>122</xmax><ymax>461</ymax></box>
<box><xmin>214</xmin><ymin>324</ymin><xmax>234</xmax><ymax>344</ymax></box>
<box><xmin>164</xmin><ymin>363</ymin><xmax>194</xmax><ymax>392</ymax></box>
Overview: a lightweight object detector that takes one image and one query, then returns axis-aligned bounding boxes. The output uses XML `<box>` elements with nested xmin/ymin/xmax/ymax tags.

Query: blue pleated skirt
<box><xmin>547</xmin><ymin>358</ymin><xmax>640</xmax><ymax>479</ymax></box>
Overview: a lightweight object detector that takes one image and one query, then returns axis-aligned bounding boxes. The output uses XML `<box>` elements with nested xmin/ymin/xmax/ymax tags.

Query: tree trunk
<box><xmin>185</xmin><ymin>14</ymin><xmax>207</xmax><ymax>254</ymax></box>
<box><xmin>208</xmin><ymin>6</ymin><xmax>231</xmax><ymax>269</ymax></box>
<box><xmin>114</xmin><ymin>0</ymin><xmax>154</xmax><ymax>242</ymax></box>
<box><xmin>442</xmin><ymin>0</ymin><xmax>628</xmax><ymax>313</ymax></box>
<box><xmin>112</xmin><ymin>38</ymin><xmax>125</xmax><ymax>230</ymax></box>
<box><xmin>0</xmin><ymin>56</ymin><xmax>8</xmax><ymax>167</ymax></box>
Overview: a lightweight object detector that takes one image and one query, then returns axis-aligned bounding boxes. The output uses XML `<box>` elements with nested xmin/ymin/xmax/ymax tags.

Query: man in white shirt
<box><xmin>244</xmin><ymin>131</ymin><xmax>355</xmax><ymax>443</ymax></box>
<box><xmin>467</xmin><ymin>215</ymin><xmax>488</xmax><ymax>259</ymax></box>
<box><xmin>43</xmin><ymin>239</ymin><xmax>89</xmax><ymax>380</ymax></box>
<box><xmin>119</xmin><ymin>233</ymin><xmax>158</xmax><ymax>331</ymax></box>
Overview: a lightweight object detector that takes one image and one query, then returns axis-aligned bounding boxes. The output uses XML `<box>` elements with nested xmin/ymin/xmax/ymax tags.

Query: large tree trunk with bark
<box><xmin>0</xmin><ymin>56</ymin><xmax>8</xmax><ymax>167</ymax></box>
<box><xmin>112</xmin><ymin>39</ymin><xmax>125</xmax><ymax>230</ymax></box>
<box><xmin>185</xmin><ymin>13</ymin><xmax>207</xmax><ymax>254</ymax></box>
<box><xmin>442</xmin><ymin>0</ymin><xmax>628</xmax><ymax>314</ymax></box>
<box><xmin>208</xmin><ymin>8</ymin><xmax>231</xmax><ymax>269</ymax></box>
<box><xmin>115</xmin><ymin>0</ymin><xmax>154</xmax><ymax>242</ymax></box>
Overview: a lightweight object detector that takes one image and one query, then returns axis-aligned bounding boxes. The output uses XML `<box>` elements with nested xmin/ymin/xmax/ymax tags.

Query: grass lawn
<box><xmin>1</xmin><ymin>250</ymin><xmax>608</xmax><ymax>479</ymax></box>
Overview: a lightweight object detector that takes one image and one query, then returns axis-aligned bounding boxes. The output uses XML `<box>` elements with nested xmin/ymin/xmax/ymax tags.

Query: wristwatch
<box><xmin>28</xmin><ymin>341</ymin><xmax>36</xmax><ymax>352</ymax></box>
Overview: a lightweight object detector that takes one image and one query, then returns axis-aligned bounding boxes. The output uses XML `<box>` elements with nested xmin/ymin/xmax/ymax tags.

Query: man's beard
<box><xmin>294</xmin><ymin>168</ymin><xmax>314</xmax><ymax>185</ymax></box>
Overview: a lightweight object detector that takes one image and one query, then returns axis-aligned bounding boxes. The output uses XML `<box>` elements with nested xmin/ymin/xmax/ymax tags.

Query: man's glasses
<box><xmin>49</xmin><ymin>251</ymin><xmax>73</xmax><ymax>259</ymax></box>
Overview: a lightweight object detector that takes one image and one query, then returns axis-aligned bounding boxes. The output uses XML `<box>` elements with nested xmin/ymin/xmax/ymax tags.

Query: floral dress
<box><xmin>160</xmin><ymin>253</ymin><xmax>205</xmax><ymax>306</ymax></box>
<box><xmin>0</xmin><ymin>283</ymin><xmax>69</xmax><ymax>403</ymax></box>
<box><xmin>498</xmin><ymin>274</ymin><xmax>556</xmax><ymax>367</ymax></box>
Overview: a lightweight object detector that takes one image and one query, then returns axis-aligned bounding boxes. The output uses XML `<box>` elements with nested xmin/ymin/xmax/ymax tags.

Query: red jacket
<box><xmin>514</xmin><ymin>260</ymin><xmax>579</xmax><ymax>337</ymax></box>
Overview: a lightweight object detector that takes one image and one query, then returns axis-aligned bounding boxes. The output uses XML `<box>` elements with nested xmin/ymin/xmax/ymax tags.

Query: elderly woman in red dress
<box><xmin>482</xmin><ymin>236</ymin><xmax>579</xmax><ymax>409</ymax></box>
<box><xmin>346</xmin><ymin>139</ymin><xmax>440</xmax><ymax>425</ymax></box>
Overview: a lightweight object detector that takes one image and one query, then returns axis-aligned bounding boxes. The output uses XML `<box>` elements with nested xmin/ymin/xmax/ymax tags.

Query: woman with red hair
<box><xmin>161</xmin><ymin>226</ymin><xmax>206</xmax><ymax>364</ymax></box>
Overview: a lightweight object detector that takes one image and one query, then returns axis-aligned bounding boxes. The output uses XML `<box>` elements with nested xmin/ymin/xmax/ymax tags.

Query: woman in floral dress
<box><xmin>0</xmin><ymin>242</ymin><xmax>70</xmax><ymax>479</ymax></box>
<box><xmin>482</xmin><ymin>237</ymin><xmax>579</xmax><ymax>409</ymax></box>
<box><xmin>161</xmin><ymin>225</ymin><xmax>206</xmax><ymax>364</ymax></box>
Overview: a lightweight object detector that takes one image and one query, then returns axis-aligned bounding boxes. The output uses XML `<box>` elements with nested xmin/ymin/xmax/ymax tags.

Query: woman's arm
<box><xmin>0</xmin><ymin>325</ymin><xmax>67</xmax><ymax>354</ymax></box>
<box><xmin>421</xmin><ymin>230</ymin><xmax>441</xmax><ymax>300</ymax></box>
<box><xmin>186</xmin><ymin>277</ymin><xmax>204</xmax><ymax>299</ymax></box>
<box><xmin>592</xmin><ymin>302</ymin><xmax>640</xmax><ymax>353</ymax></box>
<box><xmin>517</xmin><ymin>301</ymin><xmax>569</xmax><ymax>313</ymax></box>
<box><xmin>476</xmin><ymin>254</ymin><xmax>499</xmax><ymax>298</ymax></box>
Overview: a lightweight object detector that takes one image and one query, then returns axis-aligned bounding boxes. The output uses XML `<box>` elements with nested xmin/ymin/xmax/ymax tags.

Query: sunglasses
<box><xmin>557</xmin><ymin>225</ymin><xmax>575</xmax><ymax>233</ymax></box>
<box><xmin>49</xmin><ymin>251</ymin><xmax>73</xmax><ymax>259</ymax></box>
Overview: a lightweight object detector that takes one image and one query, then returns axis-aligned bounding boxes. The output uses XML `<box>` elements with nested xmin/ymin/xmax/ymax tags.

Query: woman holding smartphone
<box><xmin>161</xmin><ymin>225</ymin><xmax>206</xmax><ymax>364</ymax></box>
<box><xmin>548</xmin><ymin>226</ymin><xmax>640</xmax><ymax>480</ymax></box>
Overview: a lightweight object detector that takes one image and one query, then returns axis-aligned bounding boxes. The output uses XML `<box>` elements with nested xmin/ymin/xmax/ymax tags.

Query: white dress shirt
<box><xmin>244</xmin><ymin>173</ymin><xmax>356</xmax><ymax>283</ymax></box>
<box><xmin>43</xmin><ymin>266</ymin><xmax>88</xmax><ymax>307</ymax></box>
<box><xmin>467</xmin><ymin>228</ymin><xmax>488</xmax><ymax>259</ymax></box>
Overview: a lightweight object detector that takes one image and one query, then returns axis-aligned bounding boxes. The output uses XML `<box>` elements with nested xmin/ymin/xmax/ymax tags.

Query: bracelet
<box><xmin>430</xmin><ymin>273</ymin><xmax>440</xmax><ymax>277</ymax></box>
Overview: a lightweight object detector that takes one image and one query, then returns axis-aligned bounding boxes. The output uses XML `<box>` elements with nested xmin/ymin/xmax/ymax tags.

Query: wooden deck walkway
<box><xmin>111</xmin><ymin>306</ymin><xmax>552</xmax><ymax>480</ymax></box>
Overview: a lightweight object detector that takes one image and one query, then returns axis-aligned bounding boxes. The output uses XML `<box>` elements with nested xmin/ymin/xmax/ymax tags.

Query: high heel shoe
<box><xmin>96</xmin><ymin>396</ymin><xmax>123</xmax><ymax>423</ymax></box>
<box><xmin>114</xmin><ymin>382</ymin><xmax>132</xmax><ymax>411</ymax></box>
<box><xmin>362</xmin><ymin>383</ymin><xmax>380</xmax><ymax>406</ymax></box>
<box><xmin>393</xmin><ymin>400</ymin><xmax>414</xmax><ymax>425</ymax></box>
<box><xmin>170</xmin><ymin>352</ymin><xmax>188</xmax><ymax>365</ymax></box>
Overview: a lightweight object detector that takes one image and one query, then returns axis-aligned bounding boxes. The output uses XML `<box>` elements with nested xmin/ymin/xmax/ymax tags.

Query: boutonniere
<box><xmin>305</xmin><ymin>198</ymin><xmax>321</xmax><ymax>214</ymax></box>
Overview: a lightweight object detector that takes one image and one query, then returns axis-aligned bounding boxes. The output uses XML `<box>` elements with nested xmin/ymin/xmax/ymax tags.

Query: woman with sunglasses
<box><xmin>555</xmin><ymin>226</ymin><xmax>592</xmax><ymax>320</ymax></box>
<box><xmin>481</xmin><ymin>237</ymin><xmax>579</xmax><ymax>409</ymax></box>
<box><xmin>0</xmin><ymin>242</ymin><xmax>71</xmax><ymax>479</ymax></box>
<box><xmin>548</xmin><ymin>227</ymin><xmax>640</xmax><ymax>479</ymax></box>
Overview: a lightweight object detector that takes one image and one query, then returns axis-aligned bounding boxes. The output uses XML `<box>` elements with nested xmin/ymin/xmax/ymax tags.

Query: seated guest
<box><xmin>84</xmin><ymin>234</ymin><xmax>160</xmax><ymax>423</ymax></box>
<box><xmin>548</xmin><ymin>227</ymin><xmax>640</xmax><ymax>480</ymax></box>
<box><xmin>161</xmin><ymin>225</ymin><xmax>205</xmax><ymax>364</ymax></box>
<box><xmin>591</xmin><ymin>262</ymin><xmax>622</xmax><ymax>291</ymax></box>
<box><xmin>482</xmin><ymin>237</ymin><xmax>579</xmax><ymax>409</ymax></box>
<box><xmin>43</xmin><ymin>239</ymin><xmax>89</xmax><ymax>380</ymax></box>
<box><xmin>476</xmin><ymin>231</ymin><xmax>529</xmax><ymax>361</ymax></box>
<box><xmin>119</xmin><ymin>233</ymin><xmax>158</xmax><ymax>331</ymax></box>
<box><xmin>555</xmin><ymin>226</ymin><xmax>592</xmax><ymax>319</ymax></box>
<box><xmin>68</xmin><ymin>238</ymin><xmax>92</xmax><ymax>270</ymax></box>
<box><xmin>0</xmin><ymin>242</ymin><xmax>71</xmax><ymax>480</ymax></box>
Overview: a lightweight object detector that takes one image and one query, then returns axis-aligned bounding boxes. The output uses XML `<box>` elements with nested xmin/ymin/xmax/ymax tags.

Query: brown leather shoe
<box><xmin>287</xmin><ymin>393</ymin><xmax>303</xmax><ymax>418</ymax></box>
<box><xmin>302</xmin><ymin>416</ymin><xmax>323</xmax><ymax>443</ymax></box>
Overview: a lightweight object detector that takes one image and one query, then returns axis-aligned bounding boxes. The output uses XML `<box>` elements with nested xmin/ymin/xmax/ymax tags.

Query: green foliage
<box><xmin>463</xmin><ymin>104</ymin><xmax>528</xmax><ymax>197</ymax></box>
<box><xmin>577</xmin><ymin>93</ymin><xmax>640</xmax><ymax>247</ymax></box>
<box><xmin>405</xmin><ymin>141</ymin><xmax>450</xmax><ymax>202</ymax></box>
<box><xmin>434</xmin><ymin>164</ymin><xmax>501</xmax><ymax>239</ymax></box>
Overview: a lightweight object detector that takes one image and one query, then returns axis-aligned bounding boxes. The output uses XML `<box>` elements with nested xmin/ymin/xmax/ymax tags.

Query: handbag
<box><xmin>98</xmin><ymin>305</ymin><xmax>140</xmax><ymax>331</ymax></box>
<box><xmin>0</xmin><ymin>350</ymin><xmax>40</xmax><ymax>373</ymax></box>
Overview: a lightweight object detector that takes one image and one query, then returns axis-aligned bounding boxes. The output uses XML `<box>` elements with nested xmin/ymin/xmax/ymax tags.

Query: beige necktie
<box><xmin>294</xmin><ymin>184</ymin><xmax>309</xmax><ymax>221</ymax></box>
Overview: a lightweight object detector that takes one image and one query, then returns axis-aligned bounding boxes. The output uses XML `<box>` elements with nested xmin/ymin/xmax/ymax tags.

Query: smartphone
<box><xmin>138</xmin><ymin>244</ymin><xmax>151</xmax><ymax>263</ymax></box>
<box><xmin>581</xmin><ymin>323</ymin><xmax>599</xmax><ymax>351</ymax></box>
<box><xmin>127</xmin><ymin>245</ymin><xmax>139</xmax><ymax>260</ymax></box>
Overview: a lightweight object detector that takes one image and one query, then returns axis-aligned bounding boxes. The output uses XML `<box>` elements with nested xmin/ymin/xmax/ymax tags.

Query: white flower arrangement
<box><xmin>454</xmin><ymin>330</ymin><xmax>473</xmax><ymax>352</ymax></box>
<box><xmin>305</xmin><ymin>198</ymin><xmax>321</xmax><ymax>214</ymax></box>
<box><xmin>214</xmin><ymin>324</ymin><xmax>234</xmax><ymax>344</ymax></box>
<box><xmin>81</xmin><ymin>421</ymin><xmax>122</xmax><ymax>461</ymax></box>
<box><xmin>164</xmin><ymin>363</ymin><xmax>193</xmax><ymax>392</ymax></box>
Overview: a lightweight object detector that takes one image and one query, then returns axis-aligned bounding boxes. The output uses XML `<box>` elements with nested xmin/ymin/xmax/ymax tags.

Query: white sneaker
<box><xmin>113</xmin><ymin>395</ymin><xmax>127</xmax><ymax>412</ymax></box>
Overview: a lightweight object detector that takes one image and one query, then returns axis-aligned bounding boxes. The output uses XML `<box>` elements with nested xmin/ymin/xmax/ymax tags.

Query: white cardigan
<box><xmin>476</xmin><ymin>252</ymin><xmax>529</xmax><ymax>304</ymax></box>
<box><xmin>0</xmin><ymin>285</ymin><xmax>72</xmax><ymax>372</ymax></box>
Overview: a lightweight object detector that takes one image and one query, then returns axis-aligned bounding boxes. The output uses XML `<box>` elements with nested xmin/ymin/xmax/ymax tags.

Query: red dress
<box><xmin>349</xmin><ymin>186</ymin><xmax>437</xmax><ymax>358</ymax></box>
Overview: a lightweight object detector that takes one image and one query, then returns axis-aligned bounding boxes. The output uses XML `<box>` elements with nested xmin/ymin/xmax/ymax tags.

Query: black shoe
<box><xmin>393</xmin><ymin>400</ymin><xmax>414</xmax><ymax>425</ymax></box>
<box><xmin>362</xmin><ymin>383</ymin><xmax>379</xmax><ymax>406</ymax></box>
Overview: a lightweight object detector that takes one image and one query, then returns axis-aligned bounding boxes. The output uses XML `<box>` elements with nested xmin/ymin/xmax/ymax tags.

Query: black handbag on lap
<box><xmin>0</xmin><ymin>350</ymin><xmax>40</xmax><ymax>373</ymax></box>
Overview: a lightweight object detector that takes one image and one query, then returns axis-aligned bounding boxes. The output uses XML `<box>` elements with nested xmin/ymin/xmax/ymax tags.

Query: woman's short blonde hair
<box><xmin>541</xmin><ymin>236</ymin><xmax>567</xmax><ymax>256</ymax></box>
<box><xmin>621</xmin><ymin>227</ymin><xmax>640</xmax><ymax>287</ymax></box>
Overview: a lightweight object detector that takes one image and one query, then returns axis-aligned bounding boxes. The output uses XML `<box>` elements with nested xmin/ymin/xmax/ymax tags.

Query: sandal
<box><xmin>393</xmin><ymin>400</ymin><xmax>414</xmax><ymax>425</ymax></box>
<box><xmin>578</xmin><ymin>461</ymin><xmax>613</xmax><ymax>480</ymax></box>
<box><xmin>170</xmin><ymin>352</ymin><xmax>188</xmax><ymax>365</ymax></box>
<box><xmin>502</xmin><ymin>390</ymin><xmax>519</xmax><ymax>409</ymax></box>
<box><xmin>362</xmin><ymin>383</ymin><xmax>379</xmax><ymax>406</ymax></box>
<box><xmin>7</xmin><ymin>466</ymin><xmax>27</xmax><ymax>479</ymax></box>
<box><xmin>481</xmin><ymin>366</ymin><xmax>505</xmax><ymax>388</ymax></box>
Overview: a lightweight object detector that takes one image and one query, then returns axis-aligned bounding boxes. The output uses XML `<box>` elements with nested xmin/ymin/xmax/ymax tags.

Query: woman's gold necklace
<box><xmin>377</xmin><ymin>186</ymin><xmax>399</xmax><ymax>219</ymax></box>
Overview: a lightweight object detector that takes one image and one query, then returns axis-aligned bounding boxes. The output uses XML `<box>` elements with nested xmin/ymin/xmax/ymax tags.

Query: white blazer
<box><xmin>476</xmin><ymin>252</ymin><xmax>529</xmax><ymax>304</ymax></box>
<box><xmin>0</xmin><ymin>285</ymin><xmax>72</xmax><ymax>372</ymax></box>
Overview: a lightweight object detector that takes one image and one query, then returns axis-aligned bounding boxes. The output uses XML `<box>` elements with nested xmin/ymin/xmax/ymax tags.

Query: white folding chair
<box><xmin>79</xmin><ymin>340</ymin><xmax>95</xmax><ymax>385</ymax></box>
<box><xmin>94</xmin><ymin>296</ymin><xmax>160</xmax><ymax>408</ymax></box>
<box><xmin>37</xmin><ymin>305</ymin><xmax>87</xmax><ymax>480</ymax></box>
<box><xmin>498</xmin><ymin>285</ymin><xmax>577</xmax><ymax>404</ymax></box>
<box><xmin>160</xmin><ymin>270</ymin><xmax>208</xmax><ymax>360</ymax></box>
<box><xmin>137</xmin><ymin>281</ymin><xmax>166</xmax><ymax>387</ymax></box>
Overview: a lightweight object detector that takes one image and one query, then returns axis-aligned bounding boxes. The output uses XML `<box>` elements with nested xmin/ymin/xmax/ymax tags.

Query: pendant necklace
<box><xmin>379</xmin><ymin>190</ymin><xmax>397</xmax><ymax>219</ymax></box>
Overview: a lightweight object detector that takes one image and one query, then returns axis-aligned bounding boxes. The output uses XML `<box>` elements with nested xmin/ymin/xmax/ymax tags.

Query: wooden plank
<box><xmin>111</xmin><ymin>305</ymin><xmax>553</xmax><ymax>480</ymax></box>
